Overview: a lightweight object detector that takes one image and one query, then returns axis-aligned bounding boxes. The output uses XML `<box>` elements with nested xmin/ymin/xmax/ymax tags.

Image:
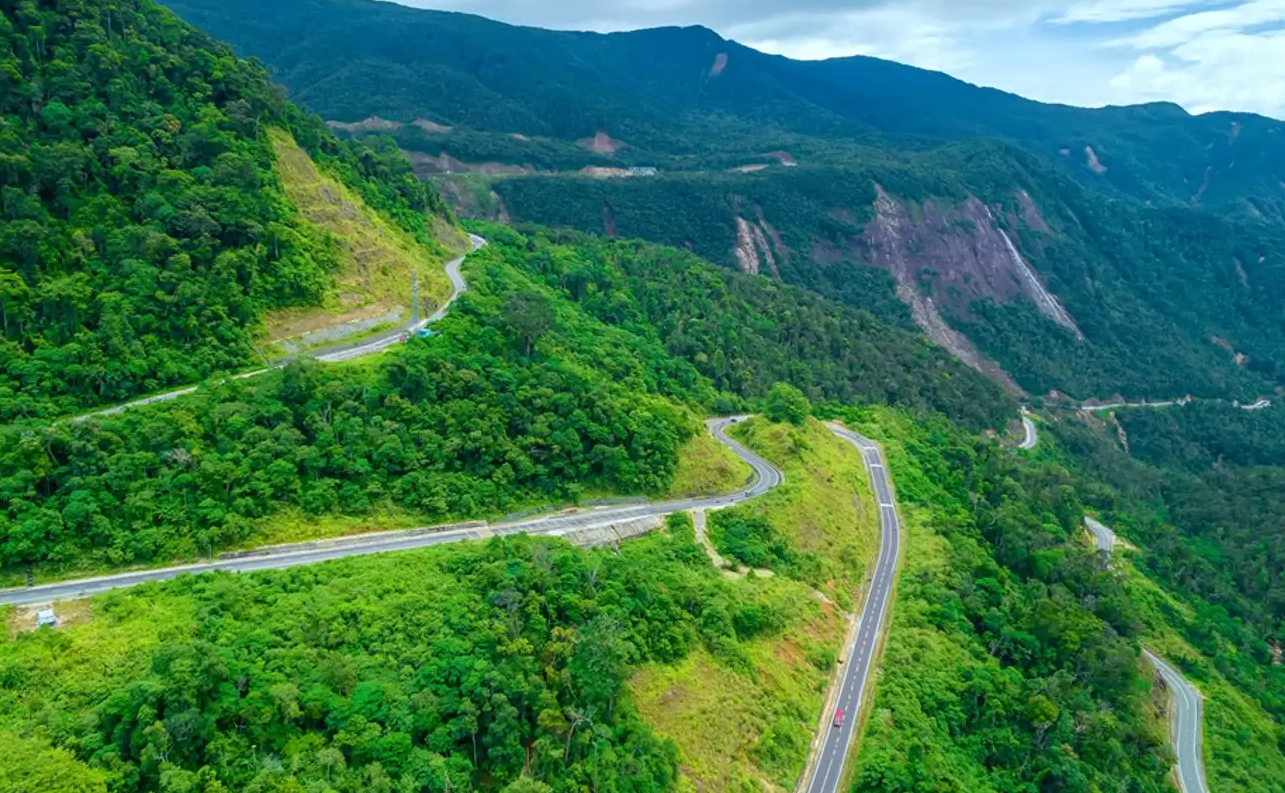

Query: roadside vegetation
<box><xmin>837</xmin><ymin>407</ymin><xmax>1175</xmax><ymax>793</ymax></box>
<box><xmin>262</xmin><ymin>129</ymin><xmax>463</xmax><ymax>352</ymax></box>
<box><xmin>0</xmin><ymin>0</ymin><xmax>457</xmax><ymax>421</ymax></box>
<box><xmin>0</xmin><ymin>225</ymin><xmax>1008</xmax><ymax>582</ymax></box>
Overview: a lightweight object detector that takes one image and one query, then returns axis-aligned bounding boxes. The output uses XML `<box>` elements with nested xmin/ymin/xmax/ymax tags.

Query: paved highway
<box><xmin>1018</xmin><ymin>412</ymin><xmax>1039</xmax><ymax>450</ymax></box>
<box><xmin>1084</xmin><ymin>516</ymin><xmax>1117</xmax><ymax>554</ymax></box>
<box><xmin>0</xmin><ymin>416</ymin><xmax>780</xmax><ymax>607</ymax></box>
<box><xmin>805</xmin><ymin>423</ymin><xmax>903</xmax><ymax>793</ymax></box>
<box><xmin>1088</xmin><ymin>518</ymin><xmax>1209</xmax><ymax>793</ymax></box>
<box><xmin>1144</xmin><ymin>649</ymin><xmax>1210</xmax><ymax>793</ymax></box>
<box><xmin>73</xmin><ymin>235</ymin><xmax>485</xmax><ymax>422</ymax></box>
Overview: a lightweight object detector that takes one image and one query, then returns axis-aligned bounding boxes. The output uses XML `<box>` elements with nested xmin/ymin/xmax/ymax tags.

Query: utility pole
<box><xmin>411</xmin><ymin>267</ymin><xmax>420</xmax><ymax>328</ymax></box>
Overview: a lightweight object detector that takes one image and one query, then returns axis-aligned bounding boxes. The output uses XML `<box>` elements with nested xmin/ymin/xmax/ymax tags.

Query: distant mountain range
<box><xmin>163</xmin><ymin>0</ymin><xmax>1285</xmax><ymax>218</ymax></box>
<box><xmin>162</xmin><ymin>0</ymin><xmax>1285</xmax><ymax>404</ymax></box>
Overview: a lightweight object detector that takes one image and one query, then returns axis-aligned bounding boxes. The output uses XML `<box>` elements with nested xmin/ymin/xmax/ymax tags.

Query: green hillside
<box><xmin>160</xmin><ymin>0</ymin><xmax>1285</xmax><ymax>219</ymax></box>
<box><xmin>0</xmin><ymin>0</ymin><xmax>457</xmax><ymax>420</ymax></box>
<box><xmin>155</xmin><ymin>0</ymin><xmax>1285</xmax><ymax>406</ymax></box>
<box><xmin>5</xmin><ymin>3</ymin><xmax>1285</xmax><ymax>793</ymax></box>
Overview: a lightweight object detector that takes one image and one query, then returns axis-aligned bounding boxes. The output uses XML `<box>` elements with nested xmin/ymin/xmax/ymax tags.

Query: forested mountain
<box><xmin>155</xmin><ymin>0</ymin><xmax>1285</xmax><ymax>405</ymax></box>
<box><xmin>0</xmin><ymin>0</ymin><xmax>457</xmax><ymax>420</ymax></box>
<box><xmin>0</xmin><ymin>224</ymin><xmax>1010</xmax><ymax>577</ymax></box>
<box><xmin>484</xmin><ymin>158</ymin><xmax>1285</xmax><ymax>402</ymax></box>
<box><xmin>160</xmin><ymin>0</ymin><xmax>1285</xmax><ymax>220</ymax></box>
<box><xmin>5</xmin><ymin>2</ymin><xmax>1285</xmax><ymax>793</ymax></box>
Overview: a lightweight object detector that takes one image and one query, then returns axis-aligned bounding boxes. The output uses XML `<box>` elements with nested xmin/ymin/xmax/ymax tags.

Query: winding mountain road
<box><xmin>1018</xmin><ymin>412</ymin><xmax>1039</xmax><ymax>450</ymax></box>
<box><xmin>73</xmin><ymin>234</ymin><xmax>485</xmax><ymax>422</ymax></box>
<box><xmin>0</xmin><ymin>417</ymin><xmax>780</xmax><ymax>607</ymax></box>
<box><xmin>804</xmin><ymin>423</ymin><xmax>903</xmax><ymax>793</ymax></box>
<box><xmin>1145</xmin><ymin>649</ymin><xmax>1210</xmax><ymax>793</ymax></box>
<box><xmin>1086</xmin><ymin>516</ymin><xmax>1209</xmax><ymax>793</ymax></box>
<box><xmin>1084</xmin><ymin>516</ymin><xmax>1117</xmax><ymax>554</ymax></box>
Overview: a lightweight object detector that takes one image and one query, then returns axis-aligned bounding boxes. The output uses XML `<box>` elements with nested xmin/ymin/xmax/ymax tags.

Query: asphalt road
<box><xmin>0</xmin><ymin>416</ymin><xmax>780</xmax><ymax>607</ymax></box>
<box><xmin>1084</xmin><ymin>516</ymin><xmax>1117</xmax><ymax>554</ymax></box>
<box><xmin>1144</xmin><ymin>649</ymin><xmax>1210</xmax><ymax>793</ymax></box>
<box><xmin>1089</xmin><ymin>519</ymin><xmax>1208</xmax><ymax>793</ymax></box>
<box><xmin>73</xmin><ymin>235</ymin><xmax>485</xmax><ymax>421</ymax></box>
<box><xmin>806</xmin><ymin>423</ymin><xmax>903</xmax><ymax>793</ymax></box>
<box><xmin>1018</xmin><ymin>413</ymin><xmax>1039</xmax><ymax>450</ymax></box>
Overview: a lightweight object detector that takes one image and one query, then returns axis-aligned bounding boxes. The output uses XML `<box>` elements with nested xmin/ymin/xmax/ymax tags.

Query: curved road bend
<box><xmin>1088</xmin><ymin>517</ymin><xmax>1208</xmax><ymax>793</ymax></box>
<box><xmin>1144</xmin><ymin>649</ymin><xmax>1210</xmax><ymax>793</ymax></box>
<box><xmin>1084</xmin><ymin>516</ymin><xmax>1117</xmax><ymax>554</ymax></box>
<box><xmin>1018</xmin><ymin>412</ymin><xmax>1039</xmax><ymax>451</ymax></box>
<box><xmin>73</xmin><ymin>234</ymin><xmax>487</xmax><ymax>421</ymax></box>
<box><xmin>806</xmin><ymin>423</ymin><xmax>903</xmax><ymax>793</ymax></box>
<box><xmin>0</xmin><ymin>416</ymin><xmax>780</xmax><ymax>607</ymax></box>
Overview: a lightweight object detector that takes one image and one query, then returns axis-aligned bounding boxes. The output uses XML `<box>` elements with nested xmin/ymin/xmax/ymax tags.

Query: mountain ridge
<box><xmin>163</xmin><ymin>0</ymin><xmax>1285</xmax><ymax>220</ymax></box>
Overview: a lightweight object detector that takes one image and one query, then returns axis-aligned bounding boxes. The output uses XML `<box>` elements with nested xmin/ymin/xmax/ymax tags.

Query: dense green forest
<box><xmin>482</xmin><ymin>161</ymin><xmax>1285</xmax><ymax>403</ymax></box>
<box><xmin>0</xmin><ymin>409</ymin><xmax>1200</xmax><ymax>793</ymax></box>
<box><xmin>1042</xmin><ymin>410</ymin><xmax>1285</xmax><ymax>748</ymax></box>
<box><xmin>495</xmin><ymin>225</ymin><xmax>1009</xmax><ymax>429</ymax></box>
<box><xmin>0</xmin><ymin>0</ymin><xmax>453</xmax><ymax>420</ymax></box>
<box><xmin>0</xmin><ymin>225</ymin><xmax>1009</xmax><ymax>577</ymax></box>
<box><xmin>832</xmin><ymin>408</ymin><xmax>1175</xmax><ymax>792</ymax></box>
<box><xmin>161</xmin><ymin>0</ymin><xmax>1285</xmax><ymax>220</ymax></box>
<box><xmin>148</xmin><ymin>0</ymin><xmax>1285</xmax><ymax>406</ymax></box>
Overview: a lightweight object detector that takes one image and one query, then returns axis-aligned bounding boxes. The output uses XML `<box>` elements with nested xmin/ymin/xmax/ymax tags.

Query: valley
<box><xmin>3</xmin><ymin>1</ymin><xmax>1285</xmax><ymax>793</ymax></box>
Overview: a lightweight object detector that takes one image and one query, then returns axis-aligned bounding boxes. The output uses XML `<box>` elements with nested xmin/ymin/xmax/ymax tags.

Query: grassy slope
<box><xmin>264</xmin><ymin>128</ymin><xmax>460</xmax><ymax>347</ymax></box>
<box><xmin>631</xmin><ymin>418</ymin><xmax>880</xmax><ymax>793</ymax></box>
<box><xmin>726</xmin><ymin>419</ymin><xmax>878</xmax><ymax>606</ymax></box>
<box><xmin>666</xmin><ymin>430</ymin><xmax>755</xmax><ymax>499</ymax></box>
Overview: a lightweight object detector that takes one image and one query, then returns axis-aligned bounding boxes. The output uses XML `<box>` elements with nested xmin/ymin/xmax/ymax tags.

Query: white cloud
<box><xmin>1051</xmin><ymin>0</ymin><xmax>1206</xmax><ymax>25</ymax></box>
<box><xmin>731</xmin><ymin>7</ymin><xmax>979</xmax><ymax>72</ymax></box>
<box><xmin>1099</xmin><ymin>1</ymin><xmax>1285</xmax><ymax>116</ymax></box>
<box><xmin>1109</xmin><ymin>0</ymin><xmax>1285</xmax><ymax>48</ymax></box>
<box><xmin>1110</xmin><ymin>28</ymin><xmax>1285</xmax><ymax>114</ymax></box>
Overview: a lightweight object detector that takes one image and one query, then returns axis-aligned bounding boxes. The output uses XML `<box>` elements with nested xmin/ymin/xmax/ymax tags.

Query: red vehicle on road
<box><xmin>833</xmin><ymin>708</ymin><xmax>845</xmax><ymax>728</ymax></box>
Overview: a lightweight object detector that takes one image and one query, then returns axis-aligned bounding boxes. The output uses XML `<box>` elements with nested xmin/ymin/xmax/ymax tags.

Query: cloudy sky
<box><xmin>393</xmin><ymin>0</ymin><xmax>1285</xmax><ymax>119</ymax></box>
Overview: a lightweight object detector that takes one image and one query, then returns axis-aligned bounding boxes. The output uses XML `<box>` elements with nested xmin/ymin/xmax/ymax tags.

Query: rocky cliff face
<box><xmin>809</xmin><ymin>184</ymin><xmax>1081</xmax><ymax>391</ymax></box>
<box><xmin>861</xmin><ymin>186</ymin><xmax>1079</xmax><ymax>332</ymax></box>
<box><xmin>733</xmin><ymin>209</ymin><xmax>785</xmax><ymax>278</ymax></box>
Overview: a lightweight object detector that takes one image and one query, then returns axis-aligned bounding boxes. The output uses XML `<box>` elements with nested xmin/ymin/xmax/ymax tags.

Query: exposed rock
<box><xmin>857</xmin><ymin>186</ymin><xmax>1081</xmax><ymax>338</ymax></box>
<box><xmin>578</xmin><ymin>131</ymin><xmax>627</xmax><ymax>155</ymax></box>
<box><xmin>1112</xmin><ymin>413</ymin><xmax>1131</xmax><ymax>452</ymax></box>
<box><xmin>1212</xmin><ymin>336</ymin><xmax>1249</xmax><ymax>366</ymax></box>
<box><xmin>750</xmin><ymin>222</ymin><xmax>780</xmax><ymax>278</ymax></box>
<box><xmin>734</xmin><ymin>216</ymin><xmax>760</xmax><ymax>275</ymax></box>
<box><xmin>862</xmin><ymin>186</ymin><xmax>1024</xmax><ymax>395</ymax></box>
<box><xmin>403</xmin><ymin>150</ymin><xmax>531</xmax><ymax>176</ymax></box>
<box><xmin>732</xmin><ymin>212</ymin><xmax>785</xmax><ymax>278</ymax></box>
<box><xmin>1016</xmin><ymin>190</ymin><xmax>1051</xmax><ymax>234</ymax></box>
<box><xmin>757</xmin><ymin>208</ymin><xmax>788</xmax><ymax>276</ymax></box>
<box><xmin>1085</xmin><ymin>145</ymin><xmax>1108</xmax><ymax>174</ymax></box>
<box><xmin>327</xmin><ymin>115</ymin><xmax>402</xmax><ymax>132</ymax></box>
<box><xmin>988</xmin><ymin>207</ymin><xmax>1083</xmax><ymax>338</ymax></box>
<box><xmin>412</xmin><ymin>119</ymin><xmax>452</xmax><ymax>133</ymax></box>
<box><xmin>711</xmin><ymin>52</ymin><xmax>728</xmax><ymax>76</ymax></box>
<box><xmin>762</xmin><ymin>150</ymin><xmax>798</xmax><ymax>166</ymax></box>
<box><xmin>730</xmin><ymin>163</ymin><xmax>769</xmax><ymax>173</ymax></box>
